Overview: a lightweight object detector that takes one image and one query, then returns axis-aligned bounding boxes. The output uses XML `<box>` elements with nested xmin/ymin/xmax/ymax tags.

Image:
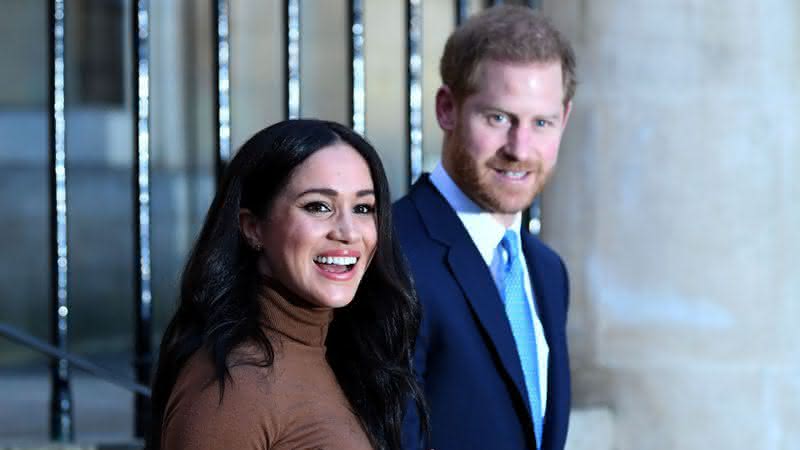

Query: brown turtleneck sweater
<box><xmin>161</xmin><ymin>286</ymin><xmax>373</xmax><ymax>449</ymax></box>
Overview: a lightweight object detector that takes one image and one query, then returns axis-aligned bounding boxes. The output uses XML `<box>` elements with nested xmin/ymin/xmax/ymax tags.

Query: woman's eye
<box><xmin>303</xmin><ymin>201</ymin><xmax>332</xmax><ymax>214</ymax></box>
<box><xmin>354</xmin><ymin>204</ymin><xmax>375</xmax><ymax>215</ymax></box>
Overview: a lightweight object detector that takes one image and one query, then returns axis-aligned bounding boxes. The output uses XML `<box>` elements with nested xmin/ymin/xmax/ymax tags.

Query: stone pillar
<box><xmin>542</xmin><ymin>1</ymin><xmax>800</xmax><ymax>449</ymax></box>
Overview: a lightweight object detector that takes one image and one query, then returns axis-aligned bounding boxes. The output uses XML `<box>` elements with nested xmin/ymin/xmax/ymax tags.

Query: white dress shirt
<box><xmin>429</xmin><ymin>163</ymin><xmax>549</xmax><ymax>417</ymax></box>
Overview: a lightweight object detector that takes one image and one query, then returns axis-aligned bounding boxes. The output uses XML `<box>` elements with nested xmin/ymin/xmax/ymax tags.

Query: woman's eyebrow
<box><xmin>297</xmin><ymin>188</ymin><xmax>337</xmax><ymax>198</ymax></box>
<box><xmin>296</xmin><ymin>188</ymin><xmax>375</xmax><ymax>198</ymax></box>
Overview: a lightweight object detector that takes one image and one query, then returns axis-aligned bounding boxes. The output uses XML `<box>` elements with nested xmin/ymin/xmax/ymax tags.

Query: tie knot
<box><xmin>501</xmin><ymin>230</ymin><xmax>520</xmax><ymax>262</ymax></box>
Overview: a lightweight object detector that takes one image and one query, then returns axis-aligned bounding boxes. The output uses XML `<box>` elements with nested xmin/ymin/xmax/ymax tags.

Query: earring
<box><xmin>252</xmin><ymin>242</ymin><xmax>262</xmax><ymax>252</ymax></box>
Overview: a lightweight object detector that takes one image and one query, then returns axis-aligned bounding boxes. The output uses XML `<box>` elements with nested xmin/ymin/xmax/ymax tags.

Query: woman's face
<box><xmin>251</xmin><ymin>143</ymin><xmax>378</xmax><ymax>308</ymax></box>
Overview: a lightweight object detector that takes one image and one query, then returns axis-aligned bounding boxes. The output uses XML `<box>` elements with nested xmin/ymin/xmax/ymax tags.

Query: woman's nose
<box><xmin>330</xmin><ymin>212</ymin><xmax>359</xmax><ymax>243</ymax></box>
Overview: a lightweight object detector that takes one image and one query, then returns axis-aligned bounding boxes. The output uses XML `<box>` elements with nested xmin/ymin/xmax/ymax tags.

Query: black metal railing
<box><xmin>132</xmin><ymin>0</ymin><xmax>154</xmax><ymax>438</ymax></box>
<box><xmin>285</xmin><ymin>0</ymin><xmax>301</xmax><ymax>120</ymax></box>
<box><xmin>349</xmin><ymin>0</ymin><xmax>366</xmax><ymax>135</ymax></box>
<box><xmin>26</xmin><ymin>0</ymin><xmax>547</xmax><ymax>445</ymax></box>
<box><xmin>48</xmin><ymin>0</ymin><xmax>72</xmax><ymax>440</ymax></box>
<box><xmin>407</xmin><ymin>0</ymin><xmax>424</xmax><ymax>185</ymax></box>
<box><xmin>213</xmin><ymin>0</ymin><xmax>232</xmax><ymax>179</ymax></box>
<box><xmin>0</xmin><ymin>323</ymin><xmax>152</xmax><ymax>398</ymax></box>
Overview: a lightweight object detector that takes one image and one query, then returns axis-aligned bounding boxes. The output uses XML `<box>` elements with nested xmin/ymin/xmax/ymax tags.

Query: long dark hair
<box><xmin>148</xmin><ymin>119</ymin><xmax>427</xmax><ymax>449</ymax></box>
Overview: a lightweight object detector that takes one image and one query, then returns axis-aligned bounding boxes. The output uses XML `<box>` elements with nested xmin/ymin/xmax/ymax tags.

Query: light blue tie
<box><xmin>500</xmin><ymin>230</ymin><xmax>543</xmax><ymax>448</ymax></box>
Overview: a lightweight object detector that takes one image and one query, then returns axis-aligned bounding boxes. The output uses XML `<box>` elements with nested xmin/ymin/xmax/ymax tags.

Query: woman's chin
<box><xmin>321</xmin><ymin>293</ymin><xmax>356</xmax><ymax>309</ymax></box>
<box><xmin>304</xmin><ymin>287</ymin><xmax>358</xmax><ymax>309</ymax></box>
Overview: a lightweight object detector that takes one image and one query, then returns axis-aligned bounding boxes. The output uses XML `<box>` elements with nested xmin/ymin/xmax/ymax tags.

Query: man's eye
<box><xmin>535</xmin><ymin>119</ymin><xmax>550</xmax><ymax>127</ymax></box>
<box><xmin>354</xmin><ymin>204</ymin><xmax>375</xmax><ymax>214</ymax></box>
<box><xmin>487</xmin><ymin>113</ymin><xmax>509</xmax><ymax>125</ymax></box>
<box><xmin>303</xmin><ymin>202</ymin><xmax>332</xmax><ymax>214</ymax></box>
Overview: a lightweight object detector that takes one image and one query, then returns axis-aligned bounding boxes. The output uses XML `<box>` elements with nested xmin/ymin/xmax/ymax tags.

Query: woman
<box><xmin>149</xmin><ymin>119</ymin><xmax>427</xmax><ymax>450</ymax></box>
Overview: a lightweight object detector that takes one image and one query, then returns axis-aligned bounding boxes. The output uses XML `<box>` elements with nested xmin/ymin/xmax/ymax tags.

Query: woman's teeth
<box><xmin>313</xmin><ymin>256</ymin><xmax>358</xmax><ymax>266</ymax></box>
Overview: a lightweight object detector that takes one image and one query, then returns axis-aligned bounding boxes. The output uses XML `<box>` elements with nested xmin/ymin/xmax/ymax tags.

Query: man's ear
<box><xmin>435</xmin><ymin>85</ymin><xmax>458</xmax><ymax>132</ymax></box>
<box><xmin>239</xmin><ymin>208</ymin><xmax>263</xmax><ymax>249</ymax></box>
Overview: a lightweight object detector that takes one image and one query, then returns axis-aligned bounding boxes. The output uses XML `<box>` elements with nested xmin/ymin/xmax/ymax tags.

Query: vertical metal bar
<box><xmin>132</xmin><ymin>0</ymin><xmax>153</xmax><ymax>438</ymax></box>
<box><xmin>526</xmin><ymin>197</ymin><xmax>542</xmax><ymax>235</ymax></box>
<box><xmin>285</xmin><ymin>0</ymin><xmax>301</xmax><ymax>119</ymax></box>
<box><xmin>349</xmin><ymin>0</ymin><xmax>365</xmax><ymax>135</ymax></box>
<box><xmin>214</xmin><ymin>0</ymin><xmax>231</xmax><ymax>180</ymax></box>
<box><xmin>407</xmin><ymin>0</ymin><xmax>423</xmax><ymax>185</ymax></box>
<box><xmin>49</xmin><ymin>0</ymin><xmax>73</xmax><ymax>441</ymax></box>
<box><xmin>525</xmin><ymin>0</ymin><xmax>542</xmax><ymax>233</ymax></box>
<box><xmin>455</xmin><ymin>0</ymin><xmax>470</xmax><ymax>25</ymax></box>
<box><xmin>527</xmin><ymin>0</ymin><xmax>543</xmax><ymax>9</ymax></box>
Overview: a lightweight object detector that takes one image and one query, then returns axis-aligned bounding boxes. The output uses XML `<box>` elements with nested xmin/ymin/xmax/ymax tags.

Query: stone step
<box><xmin>0</xmin><ymin>442</ymin><xmax>142</xmax><ymax>450</ymax></box>
<box><xmin>1</xmin><ymin>365</ymin><xmax>613</xmax><ymax>450</ymax></box>
<box><xmin>3</xmin><ymin>410</ymin><xmax>613</xmax><ymax>450</ymax></box>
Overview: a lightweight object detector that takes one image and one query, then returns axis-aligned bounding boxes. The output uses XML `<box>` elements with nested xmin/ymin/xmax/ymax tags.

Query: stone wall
<box><xmin>542</xmin><ymin>1</ymin><xmax>800</xmax><ymax>449</ymax></box>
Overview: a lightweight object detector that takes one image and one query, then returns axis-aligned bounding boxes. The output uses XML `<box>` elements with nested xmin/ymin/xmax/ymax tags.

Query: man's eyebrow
<box><xmin>476</xmin><ymin>103</ymin><xmax>509</xmax><ymax>114</ymax></box>
<box><xmin>537</xmin><ymin>113</ymin><xmax>562</xmax><ymax>121</ymax></box>
<box><xmin>296</xmin><ymin>188</ymin><xmax>375</xmax><ymax>198</ymax></box>
<box><xmin>475</xmin><ymin>104</ymin><xmax>562</xmax><ymax>121</ymax></box>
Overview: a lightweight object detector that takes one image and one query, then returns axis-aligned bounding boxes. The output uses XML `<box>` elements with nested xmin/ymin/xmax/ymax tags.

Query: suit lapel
<box><xmin>409</xmin><ymin>177</ymin><xmax>530</xmax><ymax>408</ymax></box>
<box><xmin>521</xmin><ymin>232</ymin><xmax>561</xmax><ymax>446</ymax></box>
<box><xmin>521</xmin><ymin>234</ymin><xmax>556</xmax><ymax>348</ymax></box>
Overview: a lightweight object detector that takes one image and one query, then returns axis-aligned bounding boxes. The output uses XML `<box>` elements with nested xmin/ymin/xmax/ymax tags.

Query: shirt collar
<box><xmin>429</xmin><ymin>163</ymin><xmax>522</xmax><ymax>266</ymax></box>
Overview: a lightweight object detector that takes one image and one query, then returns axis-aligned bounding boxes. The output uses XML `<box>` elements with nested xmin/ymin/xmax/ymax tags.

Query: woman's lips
<box><xmin>314</xmin><ymin>262</ymin><xmax>357</xmax><ymax>281</ymax></box>
<box><xmin>313</xmin><ymin>253</ymin><xmax>359</xmax><ymax>281</ymax></box>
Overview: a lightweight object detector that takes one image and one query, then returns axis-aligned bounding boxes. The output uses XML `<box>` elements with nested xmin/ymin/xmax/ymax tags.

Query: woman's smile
<box><xmin>313</xmin><ymin>250</ymin><xmax>361</xmax><ymax>279</ymax></box>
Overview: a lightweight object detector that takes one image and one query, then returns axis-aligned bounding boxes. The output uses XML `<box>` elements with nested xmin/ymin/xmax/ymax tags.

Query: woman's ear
<box><xmin>239</xmin><ymin>208</ymin><xmax>263</xmax><ymax>250</ymax></box>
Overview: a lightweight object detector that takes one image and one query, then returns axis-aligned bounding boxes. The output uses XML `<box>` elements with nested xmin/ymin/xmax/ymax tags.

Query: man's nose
<box><xmin>503</xmin><ymin>124</ymin><xmax>534</xmax><ymax>160</ymax></box>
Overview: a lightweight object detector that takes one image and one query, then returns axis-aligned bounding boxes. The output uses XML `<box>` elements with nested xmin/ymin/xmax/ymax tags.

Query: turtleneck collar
<box><xmin>259</xmin><ymin>281</ymin><xmax>334</xmax><ymax>348</ymax></box>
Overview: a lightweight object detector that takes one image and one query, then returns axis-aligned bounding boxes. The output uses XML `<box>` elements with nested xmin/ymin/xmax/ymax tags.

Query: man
<box><xmin>395</xmin><ymin>5</ymin><xmax>576</xmax><ymax>450</ymax></box>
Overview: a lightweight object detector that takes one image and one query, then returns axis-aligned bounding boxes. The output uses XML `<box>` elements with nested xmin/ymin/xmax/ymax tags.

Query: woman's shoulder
<box><xmin>171</xmin><ymin>340</ymin><xmax>316</xmax><ymax>397</ymax></box>
<box><xmin>171</xmin><ymin>344</ymin><xmax>270</xmax><ymax>386</ymax></box>
<box><xmin>163</xmin><ymin>344</ymin><xmax>371</xmax><ymax>450</ymax></box>
<box><xmin>161</xmin><ymin>346</ymin><xmax>283</xmax><ymax>449</ymax></box>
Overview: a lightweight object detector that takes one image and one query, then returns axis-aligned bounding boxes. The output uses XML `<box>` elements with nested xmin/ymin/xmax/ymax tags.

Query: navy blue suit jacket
<box><xmin>395</xmin><ymin>175</ymin><xmax>571</xmax><ymax>450</ymax></box>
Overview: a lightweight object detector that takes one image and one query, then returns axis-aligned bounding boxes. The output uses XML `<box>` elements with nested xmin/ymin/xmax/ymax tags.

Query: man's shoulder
<box><xmin>521</xmin><ymin>230</ymin><xmax>566</xmax><ymax>268</ymax></box>
<box><xmin>392</xmin><ymin>176</ymin><xmax>430</xmax><ymax>209</ymax></box>
<box><xmin>392</xmin><ymin>178</ymin><xmax>443</xmax><ymax>234</ymax></box>
<box><xmin>392</xmin><ymin>192</ymin><xmax>420</xmax><ymax>230</ymax></box>
<box><xmin>392</xmin><ymin>191</ymin><xmax>415</xmax><ymax>214</ymax></box>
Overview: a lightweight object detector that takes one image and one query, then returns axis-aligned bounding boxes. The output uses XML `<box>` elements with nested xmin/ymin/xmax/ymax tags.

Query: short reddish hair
<box><xmin>440</xmin><ymin>5</ymin><xmax>577</xmax><ymax>106</ymax></box>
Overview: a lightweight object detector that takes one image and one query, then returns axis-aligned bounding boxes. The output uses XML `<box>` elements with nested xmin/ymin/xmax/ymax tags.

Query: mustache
<box><xmin>486</xmin><ymin>155</ymin><xmax>540</xmax><ymax>173</ymax></box>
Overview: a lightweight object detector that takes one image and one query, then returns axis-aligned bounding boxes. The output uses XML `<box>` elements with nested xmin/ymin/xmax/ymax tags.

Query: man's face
<box><xmin>438</xmin><ymin>60</ymin><xmax>571</xmax><ymax>225</ymax></box>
